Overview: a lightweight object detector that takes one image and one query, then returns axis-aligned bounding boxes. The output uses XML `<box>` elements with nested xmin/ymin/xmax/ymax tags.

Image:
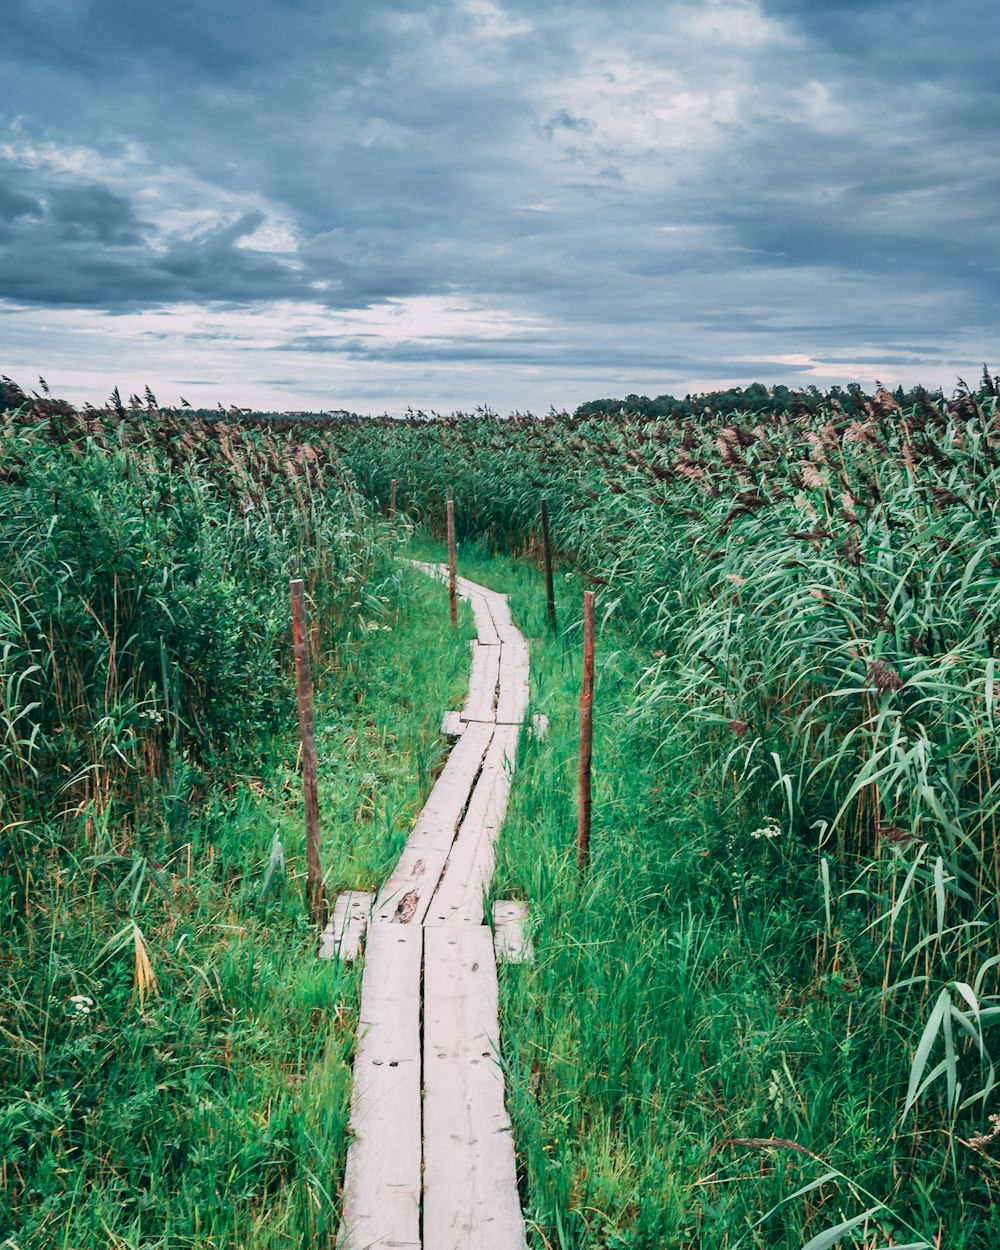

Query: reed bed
<box><xmin>6</xmin><ymin>367</ymin><xmax>1000</xmax><ymax>1245</ymax></box>
<box><xmin>0</xmin><ymin>381</ymin><xmax>383</xmax><ymax>827</ymax></box>
<box><xmin>335</xmin><ymin>382</ymin><xmax>1000</xmax><ymax>1245</ymax></box>
<box><xmin>0</xmin><ymin>378</ymin><xmax>431</xmax><ymax>1248</ymax></box>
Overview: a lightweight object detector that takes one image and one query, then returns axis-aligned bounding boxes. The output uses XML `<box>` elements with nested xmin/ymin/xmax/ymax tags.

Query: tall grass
<box><xmin>450</xmin><ymin>541</ymin><xmax>1000</xmax><ymax>1248</ymax></box>
<box><xmin>0</xmin><ymin>382</ymin><xmax>473</xmax><ymax>1247</ymax></box>
<box><xmin>7</xmin><ymin>370</ymin><xmax>1000</xmax><ymax>1245</ymax></box>
<box><xmin>334</xmin><ymin>386</ymin><xmax>1000</xmax><ymax>1246</ymax></box>
<box><xmin>0</xmin><ymin>393</ymin><xmax>382</xmax><ymax>829</ymax></box>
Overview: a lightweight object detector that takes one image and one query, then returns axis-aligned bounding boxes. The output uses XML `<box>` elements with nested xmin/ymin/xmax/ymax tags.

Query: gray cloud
<box><xmin>0</xmin><ymin>165</ymin><xmax>308</xmax><ymax>306</ymax></box>
<box><xmin>1</xmin><ymin>0</ymin><xmax>997</xmax><ymax>408</ymax></box>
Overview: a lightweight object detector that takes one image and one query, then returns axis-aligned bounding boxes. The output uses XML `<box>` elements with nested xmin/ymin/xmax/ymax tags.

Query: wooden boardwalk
<box><xmin>334</xmin><ymin>563</ymin><xmax>530</xmax><ymax>1250</ymax></box>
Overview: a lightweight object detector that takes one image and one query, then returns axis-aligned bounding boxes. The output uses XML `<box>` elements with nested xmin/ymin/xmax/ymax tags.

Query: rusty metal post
<box><xmin>290</xmin><ymin>578</ymin><xmax>327</xmax><ymax>926</ymax></box>
<box><xmin>577</xmin><ymin>590</ymin><xmax>595</xmax><ymax>874</ymax></box>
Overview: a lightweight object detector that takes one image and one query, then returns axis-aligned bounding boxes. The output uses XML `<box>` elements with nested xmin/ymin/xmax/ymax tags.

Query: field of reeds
<box><xmin>330</xmin><ymin>378</ymin><xmax>1000</xmax><ymax>1247</ymax></box>
<box><xmin>4</xmin><ymin>369</ymin><xmax>1000</xmax><ymax>1248</ymax></box>
<box><xmin>0</xmin><ymin>378</ymin><xmax>472</xmax><ymax>1247</ymax></box>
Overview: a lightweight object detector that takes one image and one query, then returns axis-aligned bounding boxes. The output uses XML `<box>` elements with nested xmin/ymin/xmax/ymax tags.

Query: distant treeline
<box><xmin>4</xmin><ymin>366</ymin><xmax>999</xmax><ymax>429</ymax></box>
<box><xmin>575</xmin><ymin>368</ymin><xmax>1000</xmax><ymax>420</ymax></box>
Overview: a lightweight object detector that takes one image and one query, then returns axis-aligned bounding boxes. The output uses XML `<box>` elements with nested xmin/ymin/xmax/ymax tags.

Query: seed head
<box><xmin>867</xmin><ymin>659</ymin><xmax>904</xmax><ymax>693</ymax></box>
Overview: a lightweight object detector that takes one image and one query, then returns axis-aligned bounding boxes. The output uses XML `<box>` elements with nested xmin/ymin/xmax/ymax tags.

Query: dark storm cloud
<box><xmin>0</xmin><ymin>161</ymin><xmax>308</xmax><ymax>306</ymax></box>
<box><xmin>1</xmin><ymin>0</ymin><xmax>997</xmax><ymax>399</ymax></box>
<box><xmin>0</xmin><ymin>182</ymin><xmax>40</xmax><ymax>223</ymax></box>
<box><xmin>44</xmin><ymin>183</ymin><xmax>146</xmax><ymax>246</ymax></box>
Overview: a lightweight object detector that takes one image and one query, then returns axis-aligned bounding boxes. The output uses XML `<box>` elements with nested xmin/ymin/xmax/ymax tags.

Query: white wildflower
<box><xmin>68</xmin><ymin>994</ymin><xmax>94</xmax><ymax>1014</ymax></box>
<box><xmin>750</xmin><ymin>822</ymin><xmax>782</xmax><ymax>841</ymax></box>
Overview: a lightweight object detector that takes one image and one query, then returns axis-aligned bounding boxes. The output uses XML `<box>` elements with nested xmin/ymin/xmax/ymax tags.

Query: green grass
<box><xmin>430</xmin><ymin>537</ymin><xmax>998</xmax><ymax>1249</ymax></box>
<box><xmin>7</xmin><ymin>374</ymin><xmax>1000</xmax><ymax>1249</ymax></box>
<box><xmin>329</xmin><ymin>396</ymin><xmax>1000</xmax><ymax>1246</ymax></box>
<box><xmin>1</xmin><ymin>560</ymin><xmax>470</xmax><ymax>1249</ymax></box>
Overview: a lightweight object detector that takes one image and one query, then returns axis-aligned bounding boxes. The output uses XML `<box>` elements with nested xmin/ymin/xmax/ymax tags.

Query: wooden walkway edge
<box><xmin>336</xmin><ymin>562</ymin><xmax>530</xmax><ymax>1250</ymax></box>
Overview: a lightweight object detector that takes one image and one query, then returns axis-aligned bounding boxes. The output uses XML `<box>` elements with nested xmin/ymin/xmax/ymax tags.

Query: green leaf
<box><xmin>800</xmin><ymin>1207</ymin><xmax>882</xmax><ymax>1250</ymax></box>
<box><xmin>902</xmin><ymin>988</ymin><xmax>949</xmax><ymax>1120</ymax></box>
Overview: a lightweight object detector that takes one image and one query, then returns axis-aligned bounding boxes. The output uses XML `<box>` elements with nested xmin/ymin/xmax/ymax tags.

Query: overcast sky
<box><xmin>2</xmin><ymin>0</ymin><xmax>997</xmax><ymax>413</ymax></box>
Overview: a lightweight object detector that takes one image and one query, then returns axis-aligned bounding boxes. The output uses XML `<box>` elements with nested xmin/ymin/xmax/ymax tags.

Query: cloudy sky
<box><xmin>2</xmin><ymin>0</ymin><xmax>997</xmax><ymax>413</ymax></box>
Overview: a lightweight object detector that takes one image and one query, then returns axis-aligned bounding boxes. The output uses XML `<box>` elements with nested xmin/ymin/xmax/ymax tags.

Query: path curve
<box><xmin>338</xmin><ymin>562</ymin><xmax>530</xmax><ymax>1250</ymax></box>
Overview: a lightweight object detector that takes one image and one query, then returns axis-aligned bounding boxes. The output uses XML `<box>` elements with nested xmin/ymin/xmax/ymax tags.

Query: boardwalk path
<box><xmin>336</xmin><ymin>561</ymin><xmax>530</xmax><ymax>1250</ymax></box>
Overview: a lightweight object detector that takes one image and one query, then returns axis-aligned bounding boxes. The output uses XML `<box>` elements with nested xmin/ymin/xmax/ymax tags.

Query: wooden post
<box><xmin>540</xmin><ymin>498</ymin><xmax>557</xmax><ymax>634</ymax></box>
<box><xmin>447</xmin><ymin>492</ymin><xmax>458</xmax><ymax>633</ymax></box>
<box><xmin>577</xmin><ymin>590</ymin><xmax>595</xmax><ymax>874</ymax></box>
<box><xmin>290</xmin><ymin>578</ymin><xmax>327</xmax><ymax>926</ymax></box>
<box><xmin>389</xmin><ymin>478</ymin><xmax>397</xmax><ymax>518</ymax></box>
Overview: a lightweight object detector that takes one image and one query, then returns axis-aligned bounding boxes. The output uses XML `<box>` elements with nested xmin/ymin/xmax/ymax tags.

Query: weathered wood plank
<box><xmin>425</xmin><ymin>724</ymin><xmax>520</xmax><ymax>926</ymax></box>
<box><xmin>441</xmin><ymin>709</ymin><xmax>465</xmax><ymax>738</ymax></box>
<box><xmin>372</xmin><ymin>721</ymin><xmax>494</xmax><ymax>926</ymax></box>
<box><xmin>338</xmin><ymin>924</ymin><xmax>423</xmax><ymax>1250</ymax></box>
<box><xmin>465</xmin><ymin>592</ymin><xmax>502</xmax><ymax>646</ymax></box>
<box><xmin>338</xmin><ymin>564</ymin><xmax>531</xmax><ymax>1248</ymax></box>
<box><xmin>495</xmin><ymin>633</ymin><xmax>530</xmax><ymax>726</ymax></box>
<box><xmin>492</xmin><ymin>900</ymin><xmax>534</xmax><ymax>964</ymax></box>
<box><xmin>423</xmin><ymin>927</ymin><xmax>527</xmax><ymax>1250</ymax></box>
<box><xmin>463</xmin><ymin>643</ymin><xmax>501</xmax><ymax>723</ymax></box>
<box><xmin>457</xmin><ymin>578</ymin><xmax>511</xmax><ymax>622</ymax></box>
<box><xmin>408</xmin><ymin>557</ymin><xmax>448</xmax><ymax>584</ymax></box>
<box><xmin>319</xmin><ymin>890</ymin><xmax>373</xmax><ymax>961</ymax></box>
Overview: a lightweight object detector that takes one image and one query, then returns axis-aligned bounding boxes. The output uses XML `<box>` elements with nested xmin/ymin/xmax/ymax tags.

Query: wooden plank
<box><xmin>463</xmin><ymin>643</ymin><xmax>501</xmax><ymax>723</ymax></box>
<box><xmin>457</xmin><ymin>580</ymin><xmax>515</xmax><ymax>634</ymax></box>
<box><xmin>495</xmin><ymin>634</ymin><xmax>530</xmax><ymax>726</ymax></box>
<box><xmin>481</xmin><ymin>595</ymin><xmax>519</xmax><ymax>643</ymax></box>
<box><xmin>423</xmin><ymin>927</ymin><xmax>527</xmax><ymax>1250</ymax></box>
<box><xmin>319</xmin><ymin>890</ymin><xmax>373</xmax><ymax>961</ymax></box>
<box><xmin>466</xmin><ymin>593</ymin><xmax>502</xmax><ymax>646</ymax></box>
<box><xmin>339</xmin><ymin>924</ymin><xmax>423</xmax><ymax>1250</ymax></box>
<box><xmin>441</xmin><ymin>709</ymin><xmax>465</xmax><ymax>737</ymax></box>
<box><xmin>425</xmin><ymin>724</ymin><xmax>520</xmax><ymax>926</ymax></box>
<box><xmin>372</xmin><ymin>722</ymin><xmax>494</xmax><ymax>926</ymax></box>
<box><xmin>456</xmin><ymin>574</ymin><xmax>492</xmax><ymax>600</ymax></box>
<box><xmin>408</xmin><ymin>557</ymin><xmax>447</xmax><ymax>583</ymax></box>
<box><xmin>493</xmin><ymin>900</ymin><xmax>534</xmax><ymax>964</ymax></box>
